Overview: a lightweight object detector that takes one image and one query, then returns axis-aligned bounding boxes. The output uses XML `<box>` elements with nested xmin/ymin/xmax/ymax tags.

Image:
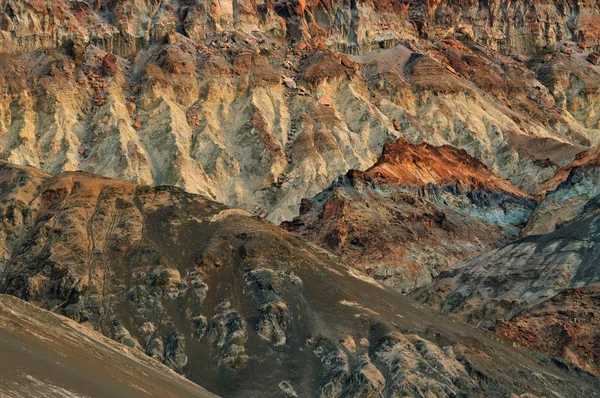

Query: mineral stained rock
<box><xmin>1</xmin><ymin>161</ymin><xmax>599</xmax><ymax>397</ymax></box>
<box><xmin>284</xmin><ymin>139</ymin><xmax>535</xmax><ymax>291</ymax></box>
<box><xmin>1</xmin><ymin>1</ymin><xmax>600</xmax><ymax>223</ymax></box>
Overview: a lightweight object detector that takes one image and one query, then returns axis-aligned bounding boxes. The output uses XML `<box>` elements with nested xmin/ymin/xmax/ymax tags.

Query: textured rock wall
<box><xmin>1</xmin><ymin>35</ymin><xmax>598</xmax><ymax>223</ymax></box>
<box><xmin>2</xmin><ymin>0</ymin><xmax>600</xmax><ymax>56</ymax></box>
<box><xmin>1</xmin><ymin>0</ymin><xmax>600</xmax><ymax>224</ymax></box>
<box><xmin>414</xmin><ymin>0</ymin><xmax>600</xmax><ymax>55</ymax></box>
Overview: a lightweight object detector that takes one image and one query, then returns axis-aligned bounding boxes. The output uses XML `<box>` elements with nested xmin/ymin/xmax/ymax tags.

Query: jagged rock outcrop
<box><xmin>283</xmin><ymin>139</ymin><xmax>535</xmax><ymax>291</ymax></box>
<box><xmin>1</xmin><ymin>1</ymin><xmax>600</xmax><ymax>223</ymax></box>
<box><xmin>1</xmin><ymin>161</ymin><xmax>600</xmax><ymax>396</ymax></box>
<box><xmin>0</xmin><ymin>294</ymin><xmax>214</xmax><ymax>397</ymax></box>
<box><xmin>412</xmin><ymin>0</ymin><xmax>600</xmax><ymax>55</ymax></box>
<box><xmin>525</xmin><ymin>145</ymin><xmax>600</xmax><ymax>236</ymax></box>
<box><xmin>2</xmin><ymin>0</ymin><xmax>600</xmax><ymax>57</ymax></box>
<box><xmin>414</xmin><ymin>194</ymin><xmax>600</xmax><ymax>376</ymax></box>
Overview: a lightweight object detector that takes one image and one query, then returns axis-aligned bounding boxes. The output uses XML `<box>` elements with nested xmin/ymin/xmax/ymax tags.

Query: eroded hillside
<box><xmin>1</xmin><ymin>0</ymin><xmax>600</xmax><ymax>222</ymax></box>
<box><xmin>1</xmin><ymin>161</ymin><xmax>599</xmax><ymax>397</ymax></box>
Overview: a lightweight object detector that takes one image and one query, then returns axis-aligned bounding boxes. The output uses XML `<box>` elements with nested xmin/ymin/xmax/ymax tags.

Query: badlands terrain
<box><xmin>2</xmin><ymin>0</ymin><xmax>600</xmax><ymax>396</ymax></box>
<box><xmin>0</xmin><ymin>161</ymin><xmax>599</xmax><ymax>397</ymax></box>
<box><xmin>2</xmin><ymin>0</ymin><xmax>600</xmax><ymax>225</ymax></box>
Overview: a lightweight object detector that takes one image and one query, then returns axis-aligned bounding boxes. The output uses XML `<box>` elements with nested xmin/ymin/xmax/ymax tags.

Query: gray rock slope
<box><xmin>0</xmin><ymin>293</ymin><xmax>215</xmax><ymax>398</ymax></box>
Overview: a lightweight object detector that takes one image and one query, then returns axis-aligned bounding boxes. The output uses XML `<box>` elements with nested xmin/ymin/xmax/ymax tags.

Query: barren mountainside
<box><xmin>3</xmin><ymin>0</ymin><xmax>600</xmax><ymax>396</ymax></box>
<box><xmin>1</xmin><ymin>0</ymin><xmax>600</xmax><ymax>223</ymax></box>
<box><xmin>1</xmin><ymin>161</ymin><xmax>600</xmax><ymax>396</ymax></box>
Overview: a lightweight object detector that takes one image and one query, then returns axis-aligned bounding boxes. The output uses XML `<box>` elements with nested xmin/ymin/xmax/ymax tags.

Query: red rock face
<box><xmin>496</xmin><ymin>284</ymin><xmax>600</xmax><ymax>376</ymax></box>
<box><xmin>356</xmin><ymin>139</ymin><xmax>531</xmax><ymax>198</ymax></box>
<box><xmin>284</xmin><ymin>139</ymin><xmax>534</xmax><ymax>292</ymax></box>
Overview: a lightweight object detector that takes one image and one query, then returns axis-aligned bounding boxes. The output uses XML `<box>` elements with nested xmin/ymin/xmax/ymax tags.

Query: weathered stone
<box><xmin>102</xmin><ymin>53</ymin><xmax>118</xmax><ymax>76</ymax></box>
<box><xmin>282</xmin><ymin>77</ymin><xmax>296</xmax><ymax>89</ymax></box>
<box><xmin>0</xmin><ymin>163</ymin><xmax>596</xmax><ymax>396</ymax></box>
<box><xmin>285</xmin><ymin>139</ymin><xmax>535</xmax><ymax>292</ymax></box>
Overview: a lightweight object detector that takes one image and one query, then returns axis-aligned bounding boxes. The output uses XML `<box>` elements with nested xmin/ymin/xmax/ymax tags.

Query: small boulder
<box><xmin>318</xmin><ymin>96</ymin><xmax>332</xmax><ymax>107</ymax></box>
<box><xmin>588</xmin><ymin>53</ymin><xmax>600</xmax><ymax>65</ymax></box>
<box><xmin>297</xmin><ymin>85</ymin><xmax>310</xmax><ymax>95</ymax></box>
<box><xmin>283</xmin><ymin>77</ymin><xmax>297</xmax><ymax>89</ymax></box>
<box><xmin>102</xmin><ymin>53</ymin><xmax>118</xmax><ymax>76</ymax></box>
<box><xmin>339</xmin><ymin>54</ymin><xmax>358</xmax><ymax>70</ymax></box>
<box><xmin>127</xmin><ymin>101</ymin><xmax>136</xmax><ymax>115</ymax></box>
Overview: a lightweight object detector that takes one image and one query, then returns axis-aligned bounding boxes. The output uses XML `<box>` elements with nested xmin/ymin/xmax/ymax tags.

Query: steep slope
<box><xmin>414</xmin><ymin>194</ymin><xmax>600</xmax><ymax>375</ymax></box>
<box><xmin>525</xmin><ymin>144</ymin><xmax>600</xmax><ymax>236</ymax></box>
<box><xmin>2</xmin><ymin>0</ymin><xmax>599</xmax><ymax>57</ymax></box>
<box><xmin>283</xmin><ymin>139</ymin><xmax>534</xmax><ymax>291</ymax></box>
<box><xmin>1</xmin><ymin>161</ymin><xmax>600</xmax><ymax>397</ymax></box>
<box><xmin>1</xmin><ymin>1</ymin><xmax>600</xmax><ymax>222</ymax></box>
<box><xmin>0</xmin><ymin>294</ymin><xmax>214</xmax><ymax>398</ymax></box>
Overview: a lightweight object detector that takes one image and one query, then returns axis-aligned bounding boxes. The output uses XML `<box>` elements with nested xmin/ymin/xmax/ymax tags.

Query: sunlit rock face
<box><xmin>283</xmin><ymin>139</ymin><xmax>535</xmax><ymax>292</ymax></box>
<box><xmin>1</xmin><ymin>0</ymin><xmax>600</xmax><ymax>223</ymax></box>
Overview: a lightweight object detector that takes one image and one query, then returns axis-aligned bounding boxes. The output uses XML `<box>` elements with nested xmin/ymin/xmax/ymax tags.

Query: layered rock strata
<box><xmin>1</xmin><ymin>1</ymin><xmax>600</xmax><ymax>222</ymax></box>
<box><xmin>284</xmin><ymin>139</ymin><xmax>535</xmax><ymax>291</ymax></box>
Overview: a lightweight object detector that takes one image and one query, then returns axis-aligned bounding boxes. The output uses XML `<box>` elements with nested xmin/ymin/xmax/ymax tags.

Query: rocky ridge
<box><xmin>284</xmin><ymin>139</ymin><xmax>535</xmax><ymax>291</ymax></box>
<box><xmin>1</xmin><ymin>161</ymin><xmax>600</xmax><ymax>396</ymax></box>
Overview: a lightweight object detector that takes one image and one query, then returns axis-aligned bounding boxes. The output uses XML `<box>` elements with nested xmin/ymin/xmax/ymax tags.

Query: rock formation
<box><xmin>1</xmin><ymin>1</ymin><xmax>600</xmax><ymax>223</ymax></box>
<box><xmin>414</xmin><ymin>194</ymin><xmax>600</xmax><ymax>376</ymax></box>
<box><xmin>525</xmin><ymin>145</ymin><xmax>600</xmax><ymax>236</ymax></box>
<box><xmin>1</xmin><ymin>161</ymin><xmax>599</xmax><ymax>396</ymax></box>
<box><xmin>283</xmin><ymin>139</ymin><xmax>535</xmax><ymax>291</ymax></box>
